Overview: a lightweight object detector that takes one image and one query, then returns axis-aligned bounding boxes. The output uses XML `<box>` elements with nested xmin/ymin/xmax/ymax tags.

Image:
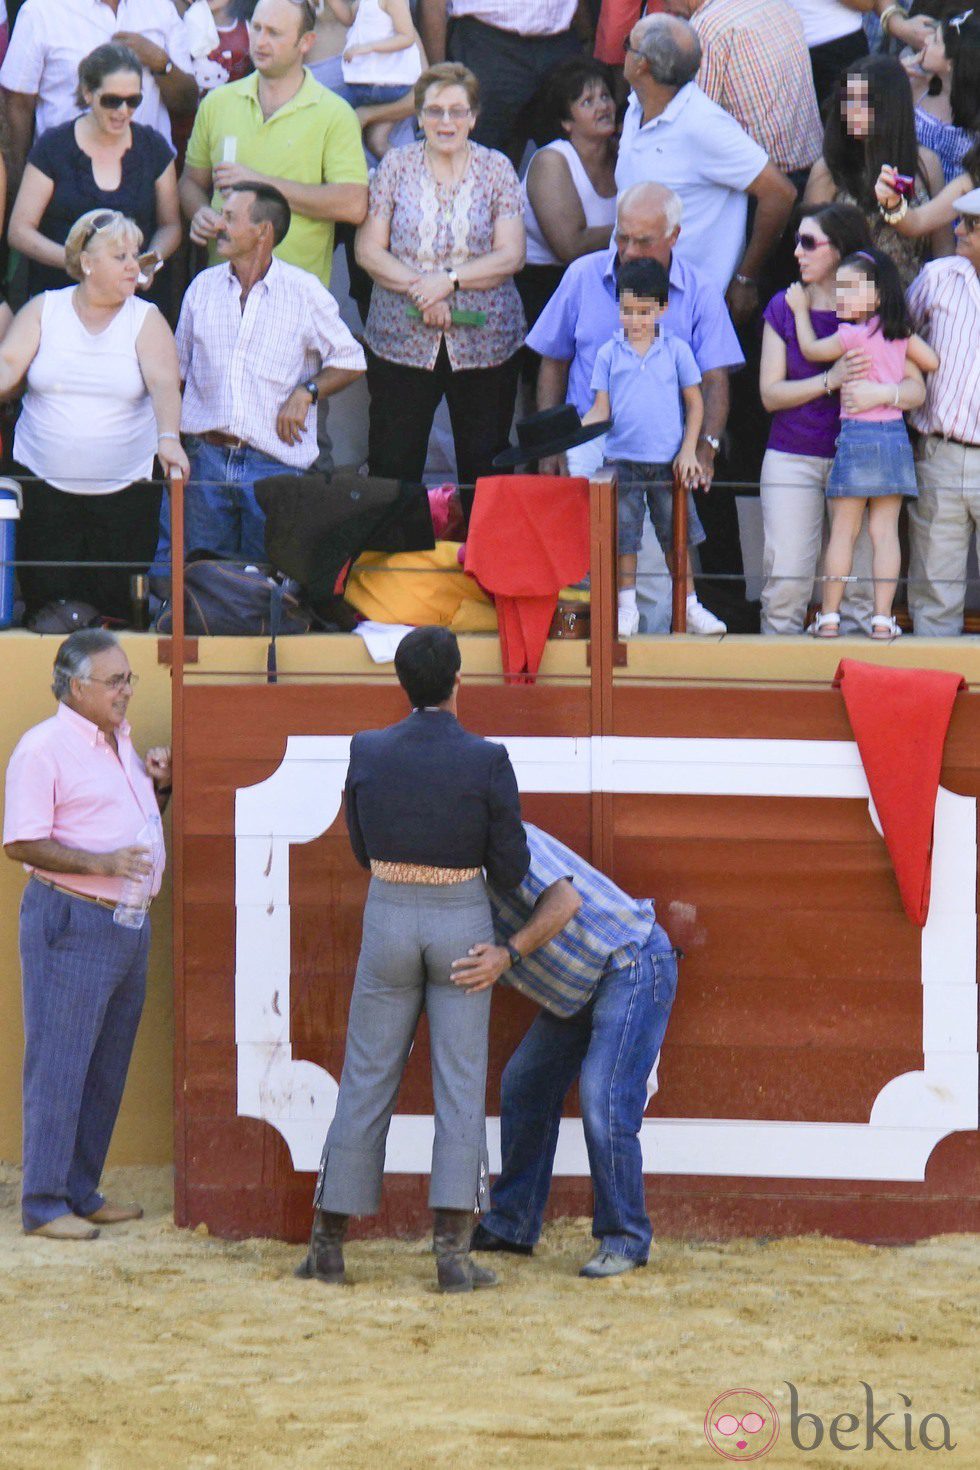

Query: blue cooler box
<box><xmin>0</xmin><ymin>478</ymin><xmax>22</xmax><ymax>629</ymax></box>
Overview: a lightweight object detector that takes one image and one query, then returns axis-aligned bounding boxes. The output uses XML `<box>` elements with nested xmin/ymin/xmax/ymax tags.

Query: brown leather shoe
<box><xmin>27</xmin><ymin>1214</ymin><xmax>100</xmax><ymax>1241</ymax></box>
<box><xmin>85</xmin><ymin>1201</ymin><xmax>144</xmax><ymax>1224</ymax></box>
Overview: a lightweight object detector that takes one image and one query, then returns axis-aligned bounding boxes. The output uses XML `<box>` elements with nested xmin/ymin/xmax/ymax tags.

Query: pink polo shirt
<box><xmin>2</xmin><ymin>702</ymin><xmax>165</xmax><ymax>903</ymax></box>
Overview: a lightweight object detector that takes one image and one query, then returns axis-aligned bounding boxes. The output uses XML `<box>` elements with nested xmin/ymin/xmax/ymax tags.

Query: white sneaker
<box><xmin>685</xmin><ymin>598</ymin><xmax>727</xmax><ymax>636</ymax></box>
<box><xmin>618</xmin><ymin>604</ymin><xmax>641</xmax><ymax>638</ymax></box>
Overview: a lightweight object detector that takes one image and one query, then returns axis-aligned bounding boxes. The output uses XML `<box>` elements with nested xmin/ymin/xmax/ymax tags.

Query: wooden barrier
<box><xmin>170</xmin><ymin>479</ymin><xmax>980</xmax><ymax>1244</ymax></box>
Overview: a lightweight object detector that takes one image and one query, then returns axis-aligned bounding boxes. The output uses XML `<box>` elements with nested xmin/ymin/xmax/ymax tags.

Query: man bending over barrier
<box><xmin>451</xmin><ymin>823</ymin><xmax>679</xmax><ymax>1279</ymax></box>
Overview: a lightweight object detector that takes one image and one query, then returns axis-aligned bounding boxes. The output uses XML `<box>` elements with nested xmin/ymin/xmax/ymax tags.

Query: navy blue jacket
<box><xmin>344</xmin><ymin>709</ymin><xmax>529</xmax><ymax>890</ymax></box>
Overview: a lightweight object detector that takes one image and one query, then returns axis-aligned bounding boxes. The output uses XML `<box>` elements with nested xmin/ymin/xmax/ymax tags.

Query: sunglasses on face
<box><xmin>99</xmin><ymin>92</ymin><xmax>143</xmax><ymax>110</ymax></box>
<box><xmin>795</xmin><ymin>232</ymin><xmax>829</xmax><ymax>251</ymax></box>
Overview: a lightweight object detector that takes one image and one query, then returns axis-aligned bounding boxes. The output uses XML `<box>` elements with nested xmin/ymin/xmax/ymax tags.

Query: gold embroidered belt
<box><xmin>370</xmin><ymin>861</ymin><xmax>481</xmax><ymax>885</ymax></box>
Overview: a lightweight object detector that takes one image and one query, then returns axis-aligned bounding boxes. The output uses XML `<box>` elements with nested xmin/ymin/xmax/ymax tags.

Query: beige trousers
<box><xmin>909</xmin><ymin>435</ymin><xmax>980</xmax><ymax>636</ymax></box>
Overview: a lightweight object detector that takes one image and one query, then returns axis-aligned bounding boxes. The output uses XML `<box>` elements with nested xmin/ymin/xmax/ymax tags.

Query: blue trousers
<box><xmin>19</xmin><ymin>880</ymin><xmax>148</xmax><ymax>1230</ymax></box>
<box><xmin>482</xmin><ymin>926</ymin><xmax>678</xmax><ymax>1261</ymax></box>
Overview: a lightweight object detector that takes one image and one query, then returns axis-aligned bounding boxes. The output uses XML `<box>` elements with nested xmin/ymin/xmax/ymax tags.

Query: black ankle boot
<box><xmin>433</xmin><ymin>1209</ymin><xmax>498</xmax><ymax>1293</ymax></box>
<box><xmin>294</xmin><ymin>1209</ymin><xmax>348</xmax><ymax>1284</ymax></box>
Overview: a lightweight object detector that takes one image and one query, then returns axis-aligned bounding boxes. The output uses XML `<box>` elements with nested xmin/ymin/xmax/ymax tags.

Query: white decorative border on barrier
<box><xmin>234</xmin><ymin>737</ymin><xmax>978</xmax><ymax>1183</ymax></box>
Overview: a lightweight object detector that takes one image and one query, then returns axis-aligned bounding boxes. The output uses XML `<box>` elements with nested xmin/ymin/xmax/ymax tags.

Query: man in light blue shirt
<box><xmin>450</xmin><ymin>823</ymin><xmax>679</xmax><ymax>1279</ymax></box>
<box><xmin>528</xmin><ymin>181</ymin><xmax>743</xmax><ymax>632</ymax></box>
<box><xmin>527</xmin><ymin>182</ymin><xmax>742</xmax><ymax>488</ymax></box>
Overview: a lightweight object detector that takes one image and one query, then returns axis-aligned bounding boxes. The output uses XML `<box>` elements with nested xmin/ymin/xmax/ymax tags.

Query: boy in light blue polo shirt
<box><xmin>582</xmin><ymin>259</ymin><xmax>725</xmax><ymax>639</ymax></box>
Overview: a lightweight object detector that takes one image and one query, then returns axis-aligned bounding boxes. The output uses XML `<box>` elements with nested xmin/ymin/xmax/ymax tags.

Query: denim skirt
<box><xmin>826</xmin><ymin>418</ymin><xmax>918</xmax><ymax>500</ymax></box>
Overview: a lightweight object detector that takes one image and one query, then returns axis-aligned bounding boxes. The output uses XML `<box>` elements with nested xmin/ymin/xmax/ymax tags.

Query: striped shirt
<box><xmin>692</xmin><ymin>0</ymin><xmax>822</xmax><ymax>174</ymax></box>
<box><xmin>176</xmin><ymin>256</ymin><xmax>366</xmax><ymax>468</ymax></box>
<box><xmin>449</xmin><ymin>1</ymin><xmax>577</xmax><ymax>34</ymax></box>
<box><xmin>907</xmin><ymin>256</ymin><xmax>980</xmax><ymax>446</ymax></box>
<box><xmin>487</xmin><ymin>824</ymin><xmax>656</xmax><ymax>1018</ymax></box>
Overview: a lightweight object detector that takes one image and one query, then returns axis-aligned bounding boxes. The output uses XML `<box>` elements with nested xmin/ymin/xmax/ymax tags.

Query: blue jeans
<box><xmin>483</xmin><ymin>925</ymin><xmax>678</xmax><ymax>1261</ymax></box>
<box><xmin>182</xmin><ymin>436</ymin><xmax>304</xmax><ymax>562</ymax></box>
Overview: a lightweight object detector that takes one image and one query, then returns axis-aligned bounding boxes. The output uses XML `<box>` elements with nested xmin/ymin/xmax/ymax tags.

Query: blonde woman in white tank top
<box><xmin>0</xmin><ymin>209</ymin><xmax>187</xmax><ymax>628</ymax></box>
<box><xmin>518</xmin><ymin>60</ymin><xmax>618</xmax><ymax>333</ymax></box>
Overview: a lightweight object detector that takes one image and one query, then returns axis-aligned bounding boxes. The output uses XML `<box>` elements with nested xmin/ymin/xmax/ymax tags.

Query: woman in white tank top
<box><xmin>518</xmin><ymin>59</ymin><xmax>618</xmax><ymax>333</ymax></box>
<box><xmin>0</xmin><ymin>208</ymin><xmax>187</xmax><ymax>629</ymax></box>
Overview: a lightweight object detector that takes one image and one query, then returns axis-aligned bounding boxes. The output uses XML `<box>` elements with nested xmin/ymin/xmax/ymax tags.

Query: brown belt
<box><xmin>33</xmin><ymin>875</ymin><xmax>117</xmax><ymax>911</ymax></box>
<box><xmin>200</xmin><ymin>430</ymin><xmax>252</xmax><ymax>451</ymax></box>
<box><xmin>370</xmin><ymin>861</ymin><xmax>481</xmax><ymax>885</ymax></box>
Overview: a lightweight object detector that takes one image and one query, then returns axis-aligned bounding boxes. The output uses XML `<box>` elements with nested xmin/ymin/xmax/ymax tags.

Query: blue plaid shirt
<box><xmin>487</xmin><ymin>824</ymin><xmax>657</xmax><ymax>1018</ymax></box>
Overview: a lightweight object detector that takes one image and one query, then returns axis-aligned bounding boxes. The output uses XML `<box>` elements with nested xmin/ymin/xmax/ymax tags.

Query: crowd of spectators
<box><xmin>0</xmin><ymin>0</ymin><xmax>978</xmax><ymax>638</ymax></box>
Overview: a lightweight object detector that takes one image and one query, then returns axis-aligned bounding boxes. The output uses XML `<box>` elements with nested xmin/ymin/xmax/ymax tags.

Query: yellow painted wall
<box><xmin>0</xmin><ymin>634</ymin><xmax>175</xmax><ymax>1167</ymax></box>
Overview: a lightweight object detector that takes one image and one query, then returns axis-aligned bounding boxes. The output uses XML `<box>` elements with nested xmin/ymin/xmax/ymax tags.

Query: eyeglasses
<box><xmin>795</xmin><ymin>231</ymin><xmax>829</xmax><ymax>251</ymax></box>
<box><xmin>84</xmin><ymin>672</ymin><xmax>139</xmax><ymax>691</ymax></box>
<box><xmin>98</xmin><ymin>92</ymin><xmax>143</xmax><ymax>111</ymax></box>
<box><xmin>420</xmin><ymin>105</ymin><xmax>472</xmax><ymax>122</ymax></box>
<box><xmin>714</xmin><ymin>1413</ymin><xmax>767</xmax><ymax>1437</ymax></box>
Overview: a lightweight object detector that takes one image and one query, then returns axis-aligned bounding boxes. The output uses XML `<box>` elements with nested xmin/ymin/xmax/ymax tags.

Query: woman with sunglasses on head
<box><xmin>356</xmin><ymin>61</ymin><xmax>526</xmax><ymax>485</ymax></box>
<box><xmin>0</xmin><ymin>209</ymin><xmax>188</xmax><ymax>630</ymax></box>
<box><xmin>758</xmin><ymin>202</ymin><xmax>875</xmax><ymax>634</ymax></box>
<box><xmin>803</xmin><ymin>53</ymin><xmax>951</xmax><ymax>284</ymax></box>
<box><xmin>8</xmin><ymin>44</ymin><xmax>181</xmax><ymax>310</ymax></box>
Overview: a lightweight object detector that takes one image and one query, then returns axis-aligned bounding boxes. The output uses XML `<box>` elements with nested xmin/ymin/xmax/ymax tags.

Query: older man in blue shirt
<box><xmin>529</xmin><ymin>180</ymin><xmax>745</xmax><ymax>630</ymax></box>
<box><xmin>450</xmin><ymin>823</ymin><xmax>679</xmax><ymax>1279</ymax></box>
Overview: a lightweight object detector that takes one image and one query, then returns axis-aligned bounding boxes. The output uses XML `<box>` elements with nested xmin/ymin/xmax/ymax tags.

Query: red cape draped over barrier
<box><xmin>465</xmin><ymin>476</ymin><xmax>591</xmax><ymax>682</ymax></box>
<box><xmin>834</xmin><ymin>658</ymin><xmax>966</xmax><ymax>926</ymax></box>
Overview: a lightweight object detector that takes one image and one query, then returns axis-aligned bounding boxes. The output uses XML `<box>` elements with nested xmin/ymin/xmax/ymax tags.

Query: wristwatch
<box><xmin>447</xmin><ymin>268</ymin><xmax>460</xmax><ymax>292</ymax></box>
<box><xmin>699</xmin><ymin>434</ymin><xmax>721</xmax><ymax>453</ymax></box>
<box><xmin>152</xmin><ymin>58</ymin><xmax>174</xmax><ymax>76</ymax></box>
<box><xmin>301</xmin><ymin>379</ymin><xmax>320</xmax><ymax>403</ymax></box>
<box><xmin>505</xmin><ymin>941</ymin><xmax>522</xmax><ymax>969</ymax></box>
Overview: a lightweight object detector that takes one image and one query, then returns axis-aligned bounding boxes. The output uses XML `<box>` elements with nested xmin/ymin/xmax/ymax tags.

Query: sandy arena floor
<box><xmin>0</xmin><ymin>1165</ymin><xmax>977</xmax><ymax>1470</ymax></box>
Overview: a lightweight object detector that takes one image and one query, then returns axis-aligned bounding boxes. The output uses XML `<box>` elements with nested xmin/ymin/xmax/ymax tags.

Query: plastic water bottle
<box><xmin>113</xmin><ymin>818</ymin><xmax>161</xmax><ymax>930</ymax></box>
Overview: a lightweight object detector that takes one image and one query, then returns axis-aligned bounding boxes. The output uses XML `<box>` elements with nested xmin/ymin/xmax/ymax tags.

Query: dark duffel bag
<box><xmin>155</xmin><ymin>558</ymin><xmax>311</xmax><ymax>680</ymax></box>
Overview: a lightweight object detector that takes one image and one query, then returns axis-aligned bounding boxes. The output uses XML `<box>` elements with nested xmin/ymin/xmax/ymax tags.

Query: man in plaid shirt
<box><xmin>450</xmin><ymin>822</ymin><xmax>679</xmax><ymax>1278</ymax></box>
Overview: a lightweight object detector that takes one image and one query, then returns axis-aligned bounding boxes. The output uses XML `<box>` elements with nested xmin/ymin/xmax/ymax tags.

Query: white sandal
<box><xmin>808</xmin><ymin>612</ymin><xmax>840</xmax><ymax>638</ymax></box>
<box><xmin>870</xmin><ymin>615</ymin><xmax>902</xmax><ymax>641</ymax></box>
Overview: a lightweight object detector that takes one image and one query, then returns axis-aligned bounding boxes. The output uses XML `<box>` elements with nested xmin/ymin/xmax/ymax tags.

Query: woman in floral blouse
<box><xmin>355</xmin><ymin>61</ymin><xmax>526</xmax><ymax>484</ymax></box>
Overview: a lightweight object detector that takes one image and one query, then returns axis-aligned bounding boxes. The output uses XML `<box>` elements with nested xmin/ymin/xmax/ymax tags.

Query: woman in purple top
<box><xmin>758</xmin><ymin>203</ymin><xmax>873</xmax><ymax>635</ymax></box>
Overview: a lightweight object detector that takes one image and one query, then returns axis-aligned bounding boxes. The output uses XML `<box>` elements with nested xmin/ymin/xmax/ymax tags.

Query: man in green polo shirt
<box><xmin>179</xmin><ymin>0</ymin><xmax>368</xmax><ymax>288</ymax></box>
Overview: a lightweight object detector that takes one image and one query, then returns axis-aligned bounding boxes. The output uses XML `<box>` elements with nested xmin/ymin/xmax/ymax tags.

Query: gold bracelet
<box><xmin>879</xmin><ymin>3</ymin><xmax>901</xmax><ymax>35</ymax></box>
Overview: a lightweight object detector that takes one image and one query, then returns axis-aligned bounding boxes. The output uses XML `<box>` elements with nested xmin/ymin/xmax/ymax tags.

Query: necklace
<box><xmin>423</xmin><ymin>141</ymin><xmax>470</xmax><ymax>188</ymax></box>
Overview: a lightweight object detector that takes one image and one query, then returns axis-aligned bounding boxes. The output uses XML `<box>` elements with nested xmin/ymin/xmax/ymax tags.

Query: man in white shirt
<box><xmin>907</xmin><ymin>188</ymin><xmax>980</xmax><ymax>637</ymax></box>
<box><xmin>616</xmin><ymin>13</ymin><xmax>795</xmax><ymax>323</ymax></box>
<box><xmin>176</xmin><ymin>183</ymin><xmax>366</xmax><ymax>561</ymax></box>
<box><xmin>418</xmin><ymin>1</ymin><xmax>582</xmax><ymax>167</ymax></box>
<box><xmin>0</xmin><ymin>0</ymin><xmax>197</xmax><ymax>185</ymax></box>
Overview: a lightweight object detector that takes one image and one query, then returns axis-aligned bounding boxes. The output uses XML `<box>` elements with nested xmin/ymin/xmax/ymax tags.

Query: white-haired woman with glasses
<box><xmin>8</xmin><ymin>44</ymin><xmax>181</xmax><ymax>309</ymax></box>
<box><xmin>356</xmin><ymin>61</ymin><xmax>526</xmax><ymax>484</ymax></box>
<box><xmin>0</xmin><ymin>209</ymin><xmax>189</xmax><ymax>630</ymax></box>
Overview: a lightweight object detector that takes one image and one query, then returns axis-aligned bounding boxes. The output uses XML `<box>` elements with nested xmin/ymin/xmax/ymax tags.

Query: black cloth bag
<box><xmin>255</xmin><ymin>470</ymin><xmax>435</xmax><ymax>603</ymax></box>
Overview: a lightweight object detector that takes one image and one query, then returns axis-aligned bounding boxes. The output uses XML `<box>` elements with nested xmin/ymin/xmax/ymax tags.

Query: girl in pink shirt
<box><xmin>787</xmin><ymin>247</ymin><xmax>938</xmax><ymax>639</ymax></box>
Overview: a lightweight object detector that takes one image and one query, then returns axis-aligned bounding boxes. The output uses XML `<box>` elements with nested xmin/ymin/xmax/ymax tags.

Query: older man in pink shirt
<box><xmin>3</xmin><ymin>630</ymin><xmax>170</xmax><ymax>1240</ymax></box>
